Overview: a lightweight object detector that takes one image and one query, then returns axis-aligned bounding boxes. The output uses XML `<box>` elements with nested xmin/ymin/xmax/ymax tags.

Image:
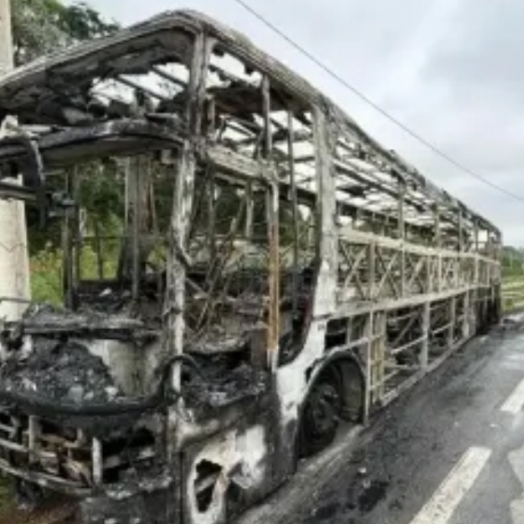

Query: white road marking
<box><xmin>509</xmin><ymin>443</ymin><xmax>524</xmax><ymax>524</ymax></box>
<box><xmin>409</xmin><ymin>447</ymin><xmax>491</xmax><ymax>524</ymax></box>
<box><xmin>501</xmin><ymin>378</ymin><xmax>524</xmax><ymax>415</ymax></box>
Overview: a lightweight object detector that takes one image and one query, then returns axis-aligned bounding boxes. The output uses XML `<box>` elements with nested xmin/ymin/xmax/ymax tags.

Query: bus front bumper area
<box><xmin>0</xmin><ymin>402</ymin><xmax>174</xmax><ymax>523</ymax></box>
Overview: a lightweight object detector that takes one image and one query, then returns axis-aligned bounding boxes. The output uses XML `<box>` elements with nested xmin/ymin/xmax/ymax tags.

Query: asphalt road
<box><xmin>239</xmin><ymin>315</ymin><xmax>524</xmax><ymax>524</ymax></box>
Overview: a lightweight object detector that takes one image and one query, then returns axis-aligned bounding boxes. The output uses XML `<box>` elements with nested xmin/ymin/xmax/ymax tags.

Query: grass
<box><xmin>0</xmin><ymin>476</ymin><xmax>14</xmax><ymax>513</ymax></box>
<box><xmin>30</xmin><ymin>247</ymin><xmax>63</xmax><ymax>305</ymax></box>
<box><xmin>502</xmin><ymin>265</ymin><xmax>524</xmax><ymax>313</ymax></box>
<box><xmin>29</xmin><ymin>242</ymin><xmax>121</xmax><ymax>306</ymax></box>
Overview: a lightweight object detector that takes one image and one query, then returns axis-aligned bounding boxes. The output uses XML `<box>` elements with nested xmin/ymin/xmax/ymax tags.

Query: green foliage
<box><xmin>78</xmin><ymin>159</ymin><xmax>125</xmax><ymax>231</ymax></box>
<box><xmin>502</xmin><ymin>246</ymin><xmax>524</xmax><ymax>280</ymax></box>
<box><xmin>30</xmin><ymin>245</ymin><xmax>63</xmax><ymax>304</ymax></box>
<box><xmin>10</xmin><ymin>0</ymin><xmax>121</xmax><ymax>305</ymax></box>
<box><xmin>501</xmin><ymin>246</ymin><xmax>524</xmax><ymax>312</ymax></box>
<box><xmin>28</xmin><ymin>239</ymin><xmax>125</xmax><ymax>306</ymax></box>
<box><xmin>54</xmin><ymin>2</ymin><xmax>119</xmax><ymax>41</ymax></box>
<box><xmin>12</xmin><ymin>0</ymin><xmax>64</xmax><ymax>64</ymax></box>
<box><xmin>12</xmin><ymin>0</ymin><xmax>119</xmax><ymax>65</ymax></box>
<box><xmin>0</xmin><ymin>476</ymin><xmax>14</xmax><ymax>513</ymax></box>
<box><xmin>80</xmin><ymin>238</ymin><xmax>121</xmax><ymax>280</ymax></box>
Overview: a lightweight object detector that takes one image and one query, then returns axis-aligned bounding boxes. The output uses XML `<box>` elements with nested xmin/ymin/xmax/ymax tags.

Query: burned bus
<box><xmin>0</xmin><ymin>10</ymin><xmax>501</xmax><ymax>524</ymax></box>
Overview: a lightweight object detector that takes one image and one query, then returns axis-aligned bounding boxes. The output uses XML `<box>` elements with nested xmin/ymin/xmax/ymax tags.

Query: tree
<box><xmin>12</xmin><ymin>0</ymin><xmax>118</xmax><ymax>65</ymax></box>
<box><xmin>10</xmin><ymin>1</ymin><xmax>121</xmax><ymax>259</ymax></box>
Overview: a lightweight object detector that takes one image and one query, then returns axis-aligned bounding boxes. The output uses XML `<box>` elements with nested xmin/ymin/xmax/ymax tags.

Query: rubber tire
<box><xmin>298</xmin><ymin>366</ymin><xmax>342</xmax><ymax>458</ymax></box>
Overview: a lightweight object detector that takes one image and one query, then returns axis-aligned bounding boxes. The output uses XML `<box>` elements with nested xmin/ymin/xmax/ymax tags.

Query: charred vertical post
<box><xmin>364</xmin><ymin>311</ymin><xmax>373</xmax><ymax>419</ymax></box>
<box><xmin>287</xmin><ymin>110</ymin><xmax>300</xmax><ymax>318</ymax></box>
<box><xmin>262</xmin><ymin>74</ymin><xmax>280</xmax><ymax>369</ymax></box>
<box><xmin>458</xmin><ymin>209</ymin><xmax>464</xmax><ymax>252</ymax></box>
<box><xmin>126</xmin><ymin>155</ymin><xmax>152</xmax><ymax>300</ymax></box>
<box><xmin>164</xmin><ymin>35</ymin><xmax>208</xmax><ymax>523</ymax></box>
<box><xmin>448</xmin><ymin>296</ymin><xmax>456</xmax><ymax>348</ymax></box>
<box><xmin>474</xmin><ymin>220</ymin><xmax>480</xmax><ymax>283</ymax></box>
<box><xmin>28</xmin><ymin>416</ymin><xmax>38</xmax><ymax>454</ymax></box>
<box><xmin>462</xmin><ymin>291</ymin><xmax>470</xmax><ymax>338</ymax></box>
<box><xmin>312</xmin><ymin>106</ymin><xmax>337</xmax><ymax>314</ymax></box>
<box><xmin>398</xmin><ymin>178</ymin><xmax>406</xmax><ymax>297</ymax></box>
<box><xmin>62</xmin><ymin>170</ymin><xmax>75</xmax><ymax>309</ymax></box>
<box><xmin>267</xmin><ymin>179</ymin><xmax>280</xmax><ymax>370</ymax></box>
<box><xmin>434</xmin><ymin>204</ymin><xmax>442</xmax><ymax>292</ymax></box>
<box><xmin>92</xmin><ymin>438</ymin><xmax>103</xmax><ymax>486</ymax></box>
<box><xmin>372</xmin><ymin>312</ymin><xmax>386</xmax><ymax>402</ymax></box>
<box><xmin>472</xmin><ymin>220</ymin><xmax>480</xmax><ymax>331</ymax></box>
<box><xmin>166</xmin><ymin>32</ymin><xmax>207</xmax><ymax>392</ymax></box>
<box><xmin>94</xmin><ymin>220</ymin><xmax>104</xmax><ymax>281</ymax></box>
<box><xmin>457</xmin><ymin>210</ymin><xmax>463</xmax><ymax>289</ymax></box>
<box><xmin>262</xmin><ymin>75</ymin><xmax>272</xmax><ymax>159</ymax></box>
<box><xmin>420</xmin><ymin>302</ymin><xmax>430</xmax><ymax>370</ymax></box>
<box><xmin>208</xmin><ymin>170</ymin><xmax>216</xmax><ymax>261</ymax></box>
<box><xmin>245</xmin><ymin>181</ymin><xmax>254</xmax><ymax>240</ymax></box>
<box><xmin>73</xmin><ymin>169</ymin><xmax>82</xmax><ymax>291</ymax></box>
<box><xmin>368</xmin><ymin>243</ymin><xmax>375</xmax><ymax>300</ymax></box>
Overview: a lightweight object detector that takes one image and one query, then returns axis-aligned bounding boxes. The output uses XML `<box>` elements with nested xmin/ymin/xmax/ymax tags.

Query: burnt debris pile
<box><xmin>184</xmin><ymin>356</ymin><xmax>268</xmax><ymax>410</ymax></box>
<box><xmin>16</xmin><ymin>303</ymin><xmax>149</xmax><ymax>338</ymax></box>
<box><xmin>0</xmin><ymin>341</ymin><xmax>123</xmax><ymax>404</ymax></box>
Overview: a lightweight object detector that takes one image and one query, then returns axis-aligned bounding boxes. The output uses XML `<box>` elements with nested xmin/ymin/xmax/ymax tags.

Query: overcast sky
<box><xmin>72</xmin><ymin>0</ymin><xmax>524</xmax><ymax>245</ymax></box>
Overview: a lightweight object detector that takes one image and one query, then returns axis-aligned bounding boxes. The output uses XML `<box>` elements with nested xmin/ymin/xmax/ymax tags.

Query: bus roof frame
<box><xmin>0</xmin><ymin>9</ymin><xmax>500</xmax><ymax>236</ymax></box>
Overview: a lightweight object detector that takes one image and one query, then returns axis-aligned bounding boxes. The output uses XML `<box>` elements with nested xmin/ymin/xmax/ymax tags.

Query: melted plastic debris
<box><xmin>185</xmin><ymin>359</ymin><xmax>268</xmax><ymax>408</ymax></box>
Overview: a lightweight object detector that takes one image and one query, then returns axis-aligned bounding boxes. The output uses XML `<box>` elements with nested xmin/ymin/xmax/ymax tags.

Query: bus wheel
<box><xmin>298</xmin><ymin>366</ymin><xmax>342</xmax><ymax>458</ymax></box>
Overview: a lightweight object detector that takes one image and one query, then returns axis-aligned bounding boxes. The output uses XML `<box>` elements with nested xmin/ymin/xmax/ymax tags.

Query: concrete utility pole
<box><xmin>0</xmin><ymin>0</ymin><xmax>31</xmax><ymax>321</ymax></box>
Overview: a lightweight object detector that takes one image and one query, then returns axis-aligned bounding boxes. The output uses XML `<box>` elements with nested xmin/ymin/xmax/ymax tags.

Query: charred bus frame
<box><xmin>0</xmin><ymin>10</ymin><xmax>501</xmax><ymax>524</ymax></box>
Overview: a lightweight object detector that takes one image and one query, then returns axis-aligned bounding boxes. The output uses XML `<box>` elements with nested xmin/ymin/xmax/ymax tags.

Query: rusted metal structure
<box><xmin>0</xmin><ymin>10</ymin><xmax>501</xmax><ymax>524</ymax></box>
